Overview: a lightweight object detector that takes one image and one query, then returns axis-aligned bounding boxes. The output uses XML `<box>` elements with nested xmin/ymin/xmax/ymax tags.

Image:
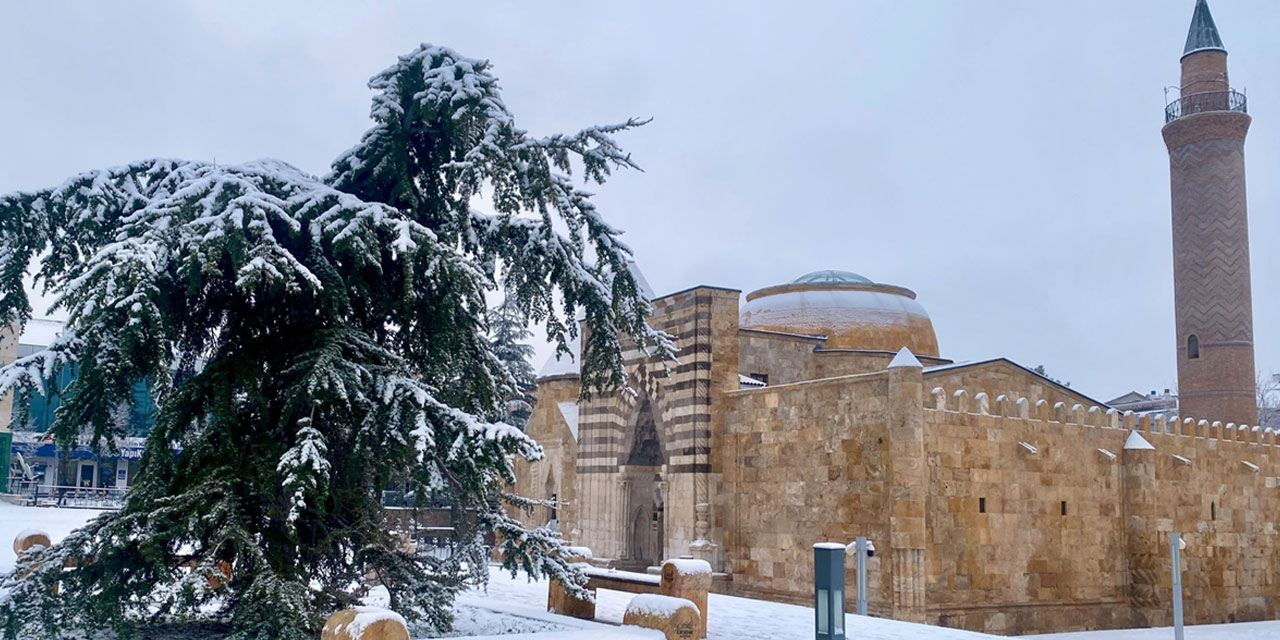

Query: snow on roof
<box><xmin>18</xmin><ymin>318</ymin><xmax>64</xmax><ymax>348</ymax></box>
<box><xmin>738</xmin><ymin>374</ymin><xmax>766</xmax><ymax>389</ymax></box>
<box><xmin>628</xmin><ymin>260</ymin><xmax>656</xmax><ymax>301</ymax></box>
<box><xmin>557</xmin><ymin>401</ymin><xmax>580</xmax><ymax>440</ymax></box>
<box><xmin>1124</xmin><ymin>430</ymin><xmax>1155</xmax><ymax>451</ymax></box>
<box><xmin>1108</xmin><ymin>391</ymin><xmax>1150</xmax><ymax>405</ymax></box>
<box><xmin>888</xmin><ymin>347</ymin><xmax>923</xmax><ymax>369</ymax></box>
<box><xmin>923</xmin><ymin>358</ymin><xmax>1111</xmax><ymax>408</ymax></box>
<box><xmin>538</xmin><ymin>334</ymin><xmax>581</xmax><ymax>379</ymax></box>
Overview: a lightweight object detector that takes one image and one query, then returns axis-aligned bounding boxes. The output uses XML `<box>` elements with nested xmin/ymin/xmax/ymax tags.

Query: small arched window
<box><xmin>1188</xmin><ymin>334</ymin><xmax>1200</xmax><ymax>360</ymax></box>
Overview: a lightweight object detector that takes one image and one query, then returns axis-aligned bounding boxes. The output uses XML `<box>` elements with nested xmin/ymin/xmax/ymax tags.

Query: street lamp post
<box><xmin>854</xmin><ymin>537</ymin><xmax>874</xmax><ymax>616</ymax></box>
<box><xmin>1170</xmin><ymin>533</ymin><xmax>1185</xmax><ymax>640</ymax></box>
<box><xmin>814</xmin><ymin>543</ymin><xmax>845</xmax><ymax>640</ymax></box>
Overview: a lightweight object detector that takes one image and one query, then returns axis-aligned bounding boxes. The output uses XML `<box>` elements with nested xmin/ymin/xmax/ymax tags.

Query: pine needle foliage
<box><xmin>0</xmin><ymin>44</ymin><xmax>666</xmax><ymax>639</ymax></box>
<box><xmin>487</xmin><ymin>294</ymin><xmax>537</xmax><ymax>429</ymax></box>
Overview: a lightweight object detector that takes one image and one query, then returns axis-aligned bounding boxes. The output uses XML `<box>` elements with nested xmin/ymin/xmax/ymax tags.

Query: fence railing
<box><xmin>1165</xmin><ymin>89</ymin><xmax>1248</xmax><ymax>123</ymax></box>
<box><xmin>8</xmin><ymin>480</ymin><xmax>128</xmax><ymax>509</ymax></box>
<box><xmin>6</xmin><ymin>481</ymin><xmax>467</xmax><ymax>558</ymax></box>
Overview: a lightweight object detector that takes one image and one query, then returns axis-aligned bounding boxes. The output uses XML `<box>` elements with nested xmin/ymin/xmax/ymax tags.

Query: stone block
<box><xmin>13</xmin><ymin>530</ymin><xmax>50</xmax><ymax>556</ymax></box>
<box><xmin>661</xmin><ymin>558</ymin><xmax>712</xmax><ymax>638</ymax></box>
<box><xmin>321</xmin><ymin>608</ymin><xmax>409</xmax><ymax>640</ymax></box>
<box><xmin>623</xmin><ymin>594</ymin><xmax>701</xmax><ymax>640</ymax></box>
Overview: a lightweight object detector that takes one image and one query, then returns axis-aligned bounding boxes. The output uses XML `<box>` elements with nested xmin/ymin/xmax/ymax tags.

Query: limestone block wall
<box><xmin>1129</xmin><ymin>418</ymin><xmax>1280</xmax><ymax>627</ymax></box>
<box><xmin>923</xmin><ymin>385</ymin><xmax>1280</xmax><ymax>635</ymax></box>
<box><xmin>512</xmin><ymin>376</ymin><xmax>581</xmax><ymax>533</ymax></box>
<box><xmin>720</xmin><ymin>371</ymin><xmax>896</xmax><ymax>614</ymax></box>
<box><xmin>923</xmin><ymin>405</ymin><xmax>1128</xmax><ymax>634</ymax></box>
<box><xmin>924</xmin><ymin>361</ymin><xmax>1101</xmax><ymax>413</ymax></box>
<box><xmin>737</xmin><ymin>329</ymin><xmax>819</xmax><ymax>386</ymax></box>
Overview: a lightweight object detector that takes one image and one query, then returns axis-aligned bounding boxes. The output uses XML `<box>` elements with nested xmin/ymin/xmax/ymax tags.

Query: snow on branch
<box><xmin>277</xmin><ymin>418</ymin><xmax>331</xmax><ymax>527</ymax></box>
<box><xmin>0</xmin><ymin>330</ymin><xmax>80</xmax><ymax>398</ymax></box>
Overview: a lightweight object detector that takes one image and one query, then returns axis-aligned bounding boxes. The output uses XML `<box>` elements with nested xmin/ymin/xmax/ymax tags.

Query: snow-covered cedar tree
<box><xmin>0</xmin><ymin>44</ymin><xmax>670</xmax><ymax>639</ymax></box>
<box><xmin>487</xmin><ymin>293</ymin><xmax>537</xmax><ymax>430</ymax></box>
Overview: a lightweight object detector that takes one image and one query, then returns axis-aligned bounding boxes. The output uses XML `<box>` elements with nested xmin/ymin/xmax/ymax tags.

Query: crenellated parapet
<box><xmin>925</xmin><ymin>384</ymin><xmax>1278</xmax><ymax>452</ymax></box>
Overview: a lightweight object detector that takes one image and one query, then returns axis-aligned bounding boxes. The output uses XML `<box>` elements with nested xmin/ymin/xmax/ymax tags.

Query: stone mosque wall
<box><xmin>719</xmin><ymin>370</ymin><xmax>897</xmax><ymax>612</ymax></box>
<box><xmin>514</xmin><ymin>271</ymin><xmax>1278</xmax><ymax>636</ymax></box>
<box><xmin>922</xmin><ymin>394</ymin><xmax>1280</xmax><ymax>634</ymax></box>
<box><xmin>717</xmin><ymin>366</ymin><xmax>1280</xmax><ymax>635</ymax></box>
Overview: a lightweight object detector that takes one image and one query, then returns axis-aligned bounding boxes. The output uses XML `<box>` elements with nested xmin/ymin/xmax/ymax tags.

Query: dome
<box><xmin>740</xmin><ymin>270</ymin><xmax>939</xmax><ymax>356</ymax></box>
<box><xmin>791</xmin><ymin>270</ymin><xmax>873</xmax><ymax>285</ymax></box>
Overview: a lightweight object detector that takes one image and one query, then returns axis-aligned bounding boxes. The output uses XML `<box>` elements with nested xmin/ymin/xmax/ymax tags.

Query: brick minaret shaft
<box><xmin>1161</xmin><ymin>0</ymin><xmax>1257</xmax><ymax>426</ymax></box>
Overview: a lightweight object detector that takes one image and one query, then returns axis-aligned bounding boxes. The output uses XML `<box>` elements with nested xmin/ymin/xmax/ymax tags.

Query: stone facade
<box><xmin>514</xmin><ymin>274</ymin><xmax>1278</xmax><ymax>635</ymax></box>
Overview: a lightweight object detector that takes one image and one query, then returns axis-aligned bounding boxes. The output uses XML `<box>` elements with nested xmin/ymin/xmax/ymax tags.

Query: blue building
<box><xmin>4</xmin><ymin>319</ymin><xmax>158</xmax><ymax>495</ymax></box>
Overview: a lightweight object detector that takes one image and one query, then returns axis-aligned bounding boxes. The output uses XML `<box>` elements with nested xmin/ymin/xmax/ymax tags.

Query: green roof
<box><xmin>791</xmin><ymin>270</ymin><xmax>874</xmax><ymax>285</ymax></box>
<box><xmin>1183</xmin><ymin>0</ymin><xmax>1226</xmax><ymax>58</ymax></box>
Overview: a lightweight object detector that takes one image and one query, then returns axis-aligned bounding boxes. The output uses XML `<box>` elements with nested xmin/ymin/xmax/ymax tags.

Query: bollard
<box><xmin>814</xmin><ymin>543</ymin><xmax>845</xmax><ymax>640</ymax></box>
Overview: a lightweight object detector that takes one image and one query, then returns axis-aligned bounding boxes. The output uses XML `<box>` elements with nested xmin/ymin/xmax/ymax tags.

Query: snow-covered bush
<box><xmin>0</xmin><ymin>44</ymin><xmax>666</xmax><ymax>639</ymax></box>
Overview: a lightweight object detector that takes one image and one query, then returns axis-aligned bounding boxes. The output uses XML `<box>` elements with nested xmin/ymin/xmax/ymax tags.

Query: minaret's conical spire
<box><xmin>1183</xmin><ymin>0</ymin><xmax>1226</xmax><ymax>58</ymax></box>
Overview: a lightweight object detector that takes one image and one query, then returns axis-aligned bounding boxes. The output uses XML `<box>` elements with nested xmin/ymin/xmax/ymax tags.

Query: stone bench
<box><xmin>547</xmin><ymin>550</ymin><xmax>711</xmax><ymax>638</ymax></box>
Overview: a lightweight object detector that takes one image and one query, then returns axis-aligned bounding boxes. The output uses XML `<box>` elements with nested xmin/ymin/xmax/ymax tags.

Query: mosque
<box><xmin>514</xmin><ymin>1</ymin><xmax>1277</xmax><ymax>635</ymax></box>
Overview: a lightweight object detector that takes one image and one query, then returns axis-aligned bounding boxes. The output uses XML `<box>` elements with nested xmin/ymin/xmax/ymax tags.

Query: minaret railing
<box><xmin>1165</xmin><ymin>89</ymin><xmax>1248</xmax><ymax>123</ymax></box>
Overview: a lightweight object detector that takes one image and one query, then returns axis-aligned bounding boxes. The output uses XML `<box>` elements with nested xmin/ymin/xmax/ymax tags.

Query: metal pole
<box><xmin>1170</xmin><ymin>532</ymin><xmax>1184</xmax><ymax>640</ymax></box>
<box><xmin>855</xmin><ymin>537</ymin><xmax>868</xmax><ymax>616</ymax></box>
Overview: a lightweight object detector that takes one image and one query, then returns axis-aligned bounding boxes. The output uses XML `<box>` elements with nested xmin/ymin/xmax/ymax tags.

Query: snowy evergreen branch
<box><xmin>0</xmin><ymin>42</ymin><xmax>653</xmax><ymax>638</ymax></box>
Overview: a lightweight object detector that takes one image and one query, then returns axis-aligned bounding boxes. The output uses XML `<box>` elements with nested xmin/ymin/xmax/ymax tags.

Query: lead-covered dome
<box><xmin>740</xmin><ymin>270</ymin><xmax>939</xmax><ymax>356</ymax></box>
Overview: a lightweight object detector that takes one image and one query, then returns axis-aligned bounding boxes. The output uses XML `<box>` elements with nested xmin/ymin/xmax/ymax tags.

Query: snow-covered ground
<box><xmin>3</xmin><ymin>503</ymin><xmax>1278</xmax><ymax>640</ymax></box>
<box><xmin>1019</xmin><ymin>620</ymin><xmax>1280</xmax><ymax>640</ymax></box>
<box><xmin>0</xmin><ymin>500</ymin><xmax>108</xmax><ymax>573</ymax></box>
<box><xmin>466</xmin><ymin>565</ymin><xmax>996</xmax><ymax>640</ymax></box>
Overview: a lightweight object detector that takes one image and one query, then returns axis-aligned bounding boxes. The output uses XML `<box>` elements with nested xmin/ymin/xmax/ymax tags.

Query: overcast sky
<box><xmin>1</xmin><ymin>1</ymin><xmax>1276</xmax><ymax>401</ymax></box>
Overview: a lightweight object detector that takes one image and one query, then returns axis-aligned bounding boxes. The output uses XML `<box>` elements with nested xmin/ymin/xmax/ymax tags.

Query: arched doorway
<box><xmin>620</xmin><ymin>395</ymin><xmax>666</xmax><ymax>570</ymax></box>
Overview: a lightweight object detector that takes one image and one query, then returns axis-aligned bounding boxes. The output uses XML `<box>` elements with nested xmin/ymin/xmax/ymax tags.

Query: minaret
<box><xmin>1162</xmin><ymin>0</ymin><xmax>1257</xmax><ymax>426</ymax></box>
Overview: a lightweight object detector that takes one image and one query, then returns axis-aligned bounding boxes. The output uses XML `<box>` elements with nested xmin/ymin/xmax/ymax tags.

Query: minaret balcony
<box><xmin>1165</xmin><ymin>88</ymin><xmax>1247</xmax><ymax>123</ymax></box>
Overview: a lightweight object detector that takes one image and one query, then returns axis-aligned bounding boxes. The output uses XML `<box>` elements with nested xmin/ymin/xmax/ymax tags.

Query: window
<box><xmin>1211</xmin><ymin>501</ymin><xmax>1216</xmax><ymax>521</ymax></box>
<box><xmin>550</xmin><ymin>493</ymin><xmax>558</xmax><ymax>521</ymax></box>
<box><xmin>979</xmin><ymin>497</ymin><xmax>986</xmax><ymax>513</ymax></box>
<box><xmin>749</xmin><ymin>373</ymin><xmax>769</xmax><ymax>385</ymax></box>
<box><xmin>1188</xmin><ymin>334</ymin><xmax>1200</xmax><ymax>360</ymax></box>
<box><xmin>1061</xmin><ymin>501</ymin><xmax>1067</xmax><ymax>516</ymax></box>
